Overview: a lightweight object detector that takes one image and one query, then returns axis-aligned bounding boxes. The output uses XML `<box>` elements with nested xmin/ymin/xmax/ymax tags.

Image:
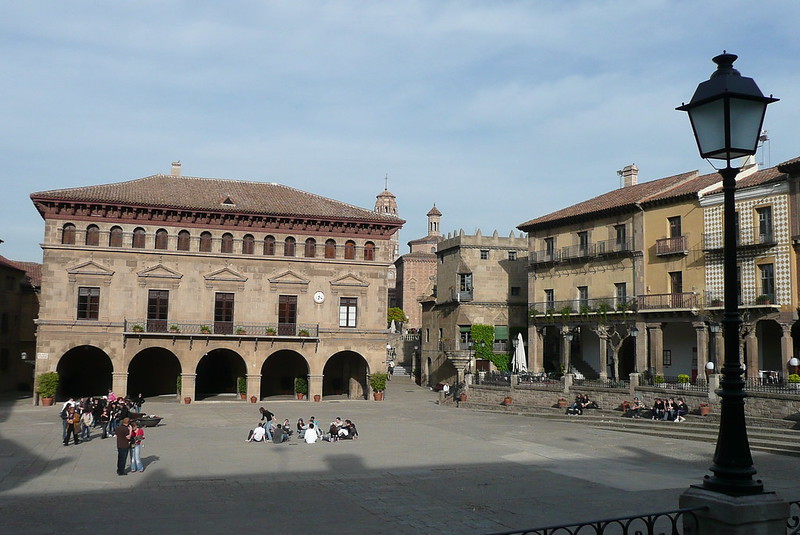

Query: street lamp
<box><xmin>789</xmin><ymin>357</ymin><xmax>799</xmax><ymax>376</ymax></box>
<box><xmin>678</xmin><ymin>52</ymin><xmax>777</xmax><ymax>496</ymax></box>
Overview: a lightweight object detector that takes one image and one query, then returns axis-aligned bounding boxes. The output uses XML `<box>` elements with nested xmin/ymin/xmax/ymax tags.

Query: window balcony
<box><xmin>124</xmin><ymin>320</ymin><xmax>319</xmax><ymax>338</ymax></box>
<box><xmin>450</xmin><ymin>288</ymin><xmax>473</xmax><ymax>302</ymax></box>
<box><xmin>560</xmin><ymin>243</ymin><xmax>596</xmax><ymax>261</ymax></box>
<box><xmin>597</xmin><ymin>238</ymin><xmax>634</xmax><ymax>256</ymax></box>
<box><xmin>703</xmin><ymin>231</ymin><xmax>776</xmax><ymax>251</ymax></box>
<box><xmin>637</xmin><ymin>292</ymin><xmax>698</xmax><ymax>311</ymax></box>
<box><xmin>530</xmin><ymin>249</ymin><xmax>560</xmax><ymax>266</ymax></box>
<box><xmin>655</xmin><ymin>236</ymin><xmax>688</xmax><ymax>256</ymax></box>
<box><xmin>529</xmin><ymin>296</ymin><xmax>637</xmax><ymax>319</ymax></box>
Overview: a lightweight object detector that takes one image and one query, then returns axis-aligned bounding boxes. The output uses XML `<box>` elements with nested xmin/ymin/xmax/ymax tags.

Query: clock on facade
<box><xmin>313</xmin><ymin>291</ymin><xmax>325</xmax><ymax>304</ymax></box>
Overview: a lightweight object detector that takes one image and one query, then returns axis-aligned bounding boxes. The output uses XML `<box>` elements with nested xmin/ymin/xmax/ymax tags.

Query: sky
<box><xmin>2</xmin><ymin>1</ymin><xmax>799</xmax><ymax>263</ymax></box>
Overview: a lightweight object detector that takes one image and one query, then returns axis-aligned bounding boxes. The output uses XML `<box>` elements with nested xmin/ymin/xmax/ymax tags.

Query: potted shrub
<box><xmin>235</xmin><ymin>327</ymin><xmax>247</xmax><ymax>335</ymax></box>
<box><xmin>369</xmin><ymin>372</ymin><xmax>388</xmax><ymax>401</ymax></box>
<box><xmin>557</xmin><ymin>397</ymin><xmax>568</xmax><ymax>408</ymax></box>
<box><xmin>132</xmin><ymin>324</ymin><xmax>144</xmax><ymax>333</ymax></box>
<box><xmin>677</xmin><ymin>374</ymin><xmax>690</xmax><ymax>387</ymax></box>
<box><xmin>295</xmin><ymin>377</ymin><xmax>308</xmax><ymax>400</ymax></box>
<box><xmin>699</xmin><ymin>402</ymin><xmax>712</xmax><ymax>416</ymax></box>
<box><xmin>265</xmin><ymin>327</ymin><xmax>277</xmax><ymax>335</ymax></box>
<box><xmin>788</xmin><ymin>373</ymin><xmax>800</xmax><ymax>390</ymax></box>
<box><xmin>199</xmin><ymin>325</ymin><xmax>211</xmax><ymax>334</ymax></box>
<box><xmin>36</xmin><ymin>372</ymin><xmax>59</xmax><ymax>406</ymax></box>
<box><xmin>503</xmin><ymin>395</ymin><xmax>512</xmax><ymax>406</ymax></box>
<box><xmin>529</xmin><ymin>307</ymin><xmax>540</xmax><ymax>320</ymax></box>
<box><xmin>755</xmin><ymin>294</ymin><xmax>771</xmax><ymax>305</ymax></box>
<box><xmin>169</xmin><ymin>324</ymin><xmax>181</xmax><ymax>333</ymax></box>
<box><xmin>298</xmin><ymin>329</ymin><xmax>311</xmax><ymax>337</ymax></box>
<box><xmin>176</xmin><ymin>375</ymin><xmax>182</xmax><ymax>399</ymax></box>
<box><xmin>237</xmin><ymin>377</ymin><xmax>247</xmax><ymax>400</ymax></box>
<box><xmin>653</xmin><ymin>375</ymin><xmax>665</xmax><ymax>387</ymax></box>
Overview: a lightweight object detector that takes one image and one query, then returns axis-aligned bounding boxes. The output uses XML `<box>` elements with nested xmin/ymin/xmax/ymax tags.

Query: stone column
<box><xmin>181</xmin><ymin>373</ymin><xmax>196</xmax><ymax>403</ymax></box>
<box><xmin>112</xmin><ymin>372</ymin><xmax>128</xmax><ymax>399</ymax></box>
<box><xmin>743</xmin><ymin>325</ymin><xmax>758</xmax><ymax>380</ymax></box>
<box><xmin>597</xmin><ymin>328</ymin><xmax>609</xmax><ymax>381</ymax></box>
<box><xmin>648</xmin><ymin>323</ymin><xmax>664</xmax><ymax>376</ymax></box>
<box><xmin>693</xmin><ymin>321</ymin><xmax>709</xmax><ymax>380</ymax></box>
<box><xmin>308</xmin><ymin>374</ymin><xmax>323</xmax><ymax>401</ymax></box>
<box><xmin>635</xmin><ymin>321</ymin><xmax>647</xmax><ymax>373</ymax></box>
<box><xmin>246</xmin><ymin>373</ymin><xmax>261</xmax><ymax>402</ymax></box>
<box><xmin>529</xmin><ymin>326</ymin><xmax>544</xmax><ymax>373</ymax></box>
<box><xmin>679</xmin><ymin>487</ymin><xmax>788</xmax><ymax>534</ymax></box>
<box><xmin>780</xmin><ymin>323</ymin><xmax>794</xmax><ymax>380</ymax></box>
<box><xmin>562</xmin><ymin>328</ymin><xmax>572</xmax><ymax>374</ymax></box>
<box><xmin>712</xmin><ymin>328</ymin><xmax>724</xmax><ymax>369</ymax></box>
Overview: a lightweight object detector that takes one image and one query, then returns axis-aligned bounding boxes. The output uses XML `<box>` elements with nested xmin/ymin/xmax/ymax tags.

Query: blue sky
<box><xmin>2</xmin><ymin>1</ymin><xmax>799</xmax><ymax>263</ymax></box>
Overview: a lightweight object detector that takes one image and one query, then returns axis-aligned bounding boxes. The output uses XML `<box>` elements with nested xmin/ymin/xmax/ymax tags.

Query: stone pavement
<box><xmin>2</xmin><ymin>378</ymin><xmax>799</xmax><ymax>534</ymax></box>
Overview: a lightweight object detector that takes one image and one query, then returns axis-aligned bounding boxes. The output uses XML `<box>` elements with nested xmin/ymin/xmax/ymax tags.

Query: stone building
<box><xmin>0</xmin><ymin>253</ymin><xmax>40</xmax><ymax>393</ymax></box>
<box><xmin>420</xmin><ymin>229</ymin><xmax>528</xmax><ymax>386</ymax></box>
<box><xmin>374</xmin><ymin>185</ymin><xmax>400</xmax><ymax>308</ymax></box>
<box><xmin>29</xmin><ymin>163</ymin><xmax>404</xmax><ymax>402</ymax></box>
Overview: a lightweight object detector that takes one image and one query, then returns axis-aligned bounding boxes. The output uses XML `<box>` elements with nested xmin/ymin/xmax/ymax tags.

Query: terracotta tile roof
<box><xmin>701</xmin><ymin>166</ymin><xmax>786</xmax><ymax>196</ymax></box>
<box><xmin>518</xmin><ymin>170</ymin><xmax>698</xmax><ymax>230</ymax></box>
<box><xmin>641</xmin><ymin>170</ymin><xmax>721</xmax><ymax>204</ymax></box>
<box><xmin>31</xmin><ymin>174</ymin><xmax>405</xmax><ymax>225</ymax></box>
<box><xmin>0</xmin><ymin>256</ymin><xmax>42</xmax><ymax>288</ymax></box>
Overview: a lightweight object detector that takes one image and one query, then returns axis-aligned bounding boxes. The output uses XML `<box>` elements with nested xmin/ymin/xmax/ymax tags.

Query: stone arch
<box><xmin>541</xmin><ymin>325</ymin><xmax>561</xmax><ymax>374</ymax></box>
<box><xmin>195</xmin><ymin>348</ymin><xmax>247</xmax><ymax>400</ymax></box>
<box><xmin>756</xmin><ymin>318</ymin><xmax>782</xmax><ymax>371</ymax></box>
<box><xmin>56</xmin><ymin>345</ymin><xmax>113</xmax><ymax>400</ymax></box>
<box><xmin>323</xmin><ymin>351</ymin><xmax>368</xmax><ymax>399</ymax></box>
<box><xmin>127</xmin><ymin>347</ymin><xmax>182</xmax><ymax>397</ymax></box>
<box><xmin>620</xmin><ymin>336</ymin><xmax>637</xmax><ymax>378</ymax></box>
<box><xmin>260</xmin><ymin>350</ymin><xmax>309</xmax><ymax>398</ymax></box>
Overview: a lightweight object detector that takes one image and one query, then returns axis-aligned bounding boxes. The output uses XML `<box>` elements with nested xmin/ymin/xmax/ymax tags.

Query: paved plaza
<box><xmin>2</xmin><ymin>378</ymin><xmax>799</xmax><ymax>534</ymax></box>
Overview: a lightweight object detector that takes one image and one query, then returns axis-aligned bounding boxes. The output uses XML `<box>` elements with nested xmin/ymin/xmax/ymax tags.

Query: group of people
<box><xmin>625</xmin><ymin>396</ymin><xmax>688</xmax><ymax>422</ymax></box>
<box><xmin>246</xmin><ymin>408</ymin><xmax>358</xmax><ymax>444</ymax></box>
<box><xmin>565</xmin><ymin>393</ymin><xmax>599</xmax><ymax>415</ymax></box>
<box><xmin>59</xmin><ymin>391</ymin><xmax>147</xmax><ymax>445</ymax></box>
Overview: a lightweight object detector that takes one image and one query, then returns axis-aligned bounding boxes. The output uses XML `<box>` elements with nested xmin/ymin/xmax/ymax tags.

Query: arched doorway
<box><xmin>323</xmin><ymin>351</ymin><xmax>368</xmax><ymax>399</ymax></box>
<box><xmin>260</xmin><ymin>350</ymin><xmax>308</xmax><ymax>398</ymax></box>
<box><xmin>195</xmin><ymin>349</ymin><xmax>246</xmax><ymax>400</ymax></box>
<box><xmin>56</xmin><ymin>345</ymin><xmax>113</xmax><ymax>399</ymax></box>
<box><xmin>757</xmin><ymin>319</ymin><xmax>782</xmax><ymax>371</ymax></box>
<box><xmin>619</xmin><ymin>336</ymin><xmax>637</xmax><ymax>379</ymax></box>
<box><xmin>128</xmin><ymin>347</ymin><xmax>182</xmax><ymax>398</ymax></box>
<box><xmin>541</xmin><ymin>325</ymin><xmax>561</xmax><ymax>374</ymax></box>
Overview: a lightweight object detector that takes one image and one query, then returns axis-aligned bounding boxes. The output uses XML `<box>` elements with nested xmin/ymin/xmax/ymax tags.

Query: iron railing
<box><xmin>479</xmin><ymin>371</ymin><xmax>513</xmax><ymax>386</ymax></box>
<box><xmin>789</xmin><ymin>499</ymin><xmax>800</xmax><ymax>535</ymax></box>
<box><xmin>530</xmin><ymin>249</ymin><xmax>560</xmax><ymax>264</ymax></box>
<box><xmin>573</xmin><ymin>377</ymin><xmax>630</xmax><ymax>389</ymax></box>
<box><xmin>744</xmin><ymin>377</ymin><xmax>800</xmax><ymax>395</ymax></box>
<box><xmin>485</xmin><ymin>507</ymin><xmax>704</xmax><ymax>535</ymax></box>
<box><xmin>124</xmin><ymin>319</ymin><xmax>319</xmax><ymax>338</ymax></box>
<box><xmin>655</xmin><ymin>235</ymin><xmax>688</xmax><ymax>256</ymax></box>
<box><xmin>597</xmin><ymin>238</ymin><xmax>634</xmax><ymax>255</ymax></box>
<box><xmin>529</xmin><ymin>297</ymin><xmax>637</xmax><ymax>318</ymax></box>
<box><xmin>637</xmin><ymin>292</ymin><xmax>698</xmax><ymax>311</ymax></box>
<box><xmin>561</xmin><ymin>243</ymin><xmax>596</xmax><ymax>261</ymax></box>
<box><xmin>703</xmin><ymin>230</ymin><xmax>777</xmax><ymax>250</ymax></box>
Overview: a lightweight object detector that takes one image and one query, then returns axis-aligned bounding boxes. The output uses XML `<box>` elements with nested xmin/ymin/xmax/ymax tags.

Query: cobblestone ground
<box><xmin>2</xmin><ymin>379</ymin><xmax>799</xmax><ymax>534</ymax></box>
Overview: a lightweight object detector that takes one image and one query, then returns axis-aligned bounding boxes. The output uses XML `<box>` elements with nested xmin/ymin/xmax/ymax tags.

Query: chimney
<box><xmin>171</xmin><ymin>161</ymin><xmax>182</xmax><ymax>177</ymax></box>
<box><xmin>619</xmin><ymin>164</ymin><xmax>638</xmax><ymax>187</ymax></box>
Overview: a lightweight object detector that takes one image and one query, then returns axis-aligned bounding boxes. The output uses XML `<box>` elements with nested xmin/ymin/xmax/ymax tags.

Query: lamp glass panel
<box><xmin>728</xmin><ymin>98</ymin><xmax>767</xmax><ymax>158</ymax></box>
<box><xmin>688</xmin><ymin>99</ymin><xmax>725</xmax><ymax>158</ymax></box>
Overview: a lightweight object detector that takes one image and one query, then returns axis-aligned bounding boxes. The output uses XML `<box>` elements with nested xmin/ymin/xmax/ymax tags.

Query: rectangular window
<box><xmin>759</xmin><ymin>263</ymin><xmax>775</xmax><ymax>302</ymax></box>
<box><xmin>615</xmin><ymin>282</ymin><xmax>627</xmax><ymax>306</ymax></box>
<box><xmin>458</xmin><ymin>273</ymin><xmax>473</xmax><ymax>301</ymax></box>
<box><xmin>480</xmin><ymin>249</ymin><xmax>489</xmax><ymax>260</ymax></box>
<box><xmin>508</xmin><ymin>250</ymin><xmax>517</xmax><ymax>261</ymax></box>
<box><xmin>339</xmin><ymin>297</ymin><xmax>358</xmax><ymax>328</ymax></box>
<box><xmin>577</xmin><ymin>286</ymin><xmax>588</xmax><ymax>309</ymax></box>
<box><xmin>614</xmin><ymin>224</ymin><xmax>626</xmax><ymax>246</ymax></box>
<box><xmin>147</xmin><ymin>289</ymin><xmax>169</xmax><ymax>332</ymax></box>
<box><xmin>668</xmin><ymin>216</ymin><xmax>682</xmax><ymax>238</ymax></box>
<box><xmin>278</xmin><ymin>295</ymin><xmax>298</xmax><ymax>336</ymax></box>
<box><xmin>77</xmin><ymin>287</ymin><xmax>100</xmax><ymax>320</ymax></box>
<box><xmin>425</xmin><ymin>329</ymin><xmax>430</xmax><ymax>343</ymax></box>
<box><xmin>757</xmin><ymin>206</ymin><xmax>773</xmax><ymax>243</ymax></box>
<box><xmin>544</xmin><ymin>289</ymin><xmax>555</xmax><ymax>310</ymax></box>
<box><xmin>510</xmin><ymin>286</ymin><xmax>520</xmax><ymax>296</ymax></box>
<box><xmin>214</xmin><ymin>292</ymin><xmax>234</xmax><ymax>334</ymax></box>
<box><xmin>459</xmin><ymin>325</ymin><xmax>471</xmax><ymax>348</ymax></box>
<box><xmin>663</xmin><ymin>349</ymin><xmax>672</xmax><ymax>366</ymax></box>
<box><xmin>578</xmin><ymin>231</ymin><xmax>589</xmax><ymax>251</ymax></box>
<box><xmin>544</xmin><ymin>237</ymin><xmax>554</xmax><ymax>258</ymax></box>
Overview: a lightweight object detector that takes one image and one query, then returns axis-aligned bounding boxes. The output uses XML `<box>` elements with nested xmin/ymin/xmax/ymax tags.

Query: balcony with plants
<box><xmin>528</xmin><ymin>297</ymin><xmax>637</xmax><ymax>322</ymax></box>
<box><xmin>124</xmin><ymin>320</ymin><xmax>319</xmax><ymax>338</ymax></box>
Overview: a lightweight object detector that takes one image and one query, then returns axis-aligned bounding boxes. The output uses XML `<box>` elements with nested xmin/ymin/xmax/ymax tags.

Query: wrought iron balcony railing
<box><xmin>655</xmin><ymin>235</ymin><xmax>688</xmax><ymax>256</ymax></box>
<box><xmin>530</xmin><ymin>249</ymin><xmax>560</xmax><ymax>265</ymax></box>
<box><xmin>597</xmin><ymin>238</ymin><xmax>634</xmax><ymax>255</ymax></box>
<box><xmin>637</xmin><ymin>292</ymin><xmax>698</xmax><ymax>311</ymax></box>
<box><xmin>124</xmin><ymin>319</ymin><xmax>319</xmax><ymax>338</ymax></box>
<box><xmin>703</xmin><ymin>230</ymin><xmax>776</xmax><ymax>250</ymax></box>
<box><xmin>560</xmin><ymin>243</ymin><xmax>596</xmax><ymax>261</ymax></box>
<box><xmin>529</xmin><ymin>297</ymin><xmax>637</xmax><ymax>318</ymax></box>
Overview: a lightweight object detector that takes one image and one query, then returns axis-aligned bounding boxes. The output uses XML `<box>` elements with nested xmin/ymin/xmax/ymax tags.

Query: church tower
<box><xmin>374</xmin><ymin>176</ymin><xmax>399</xmax><ymax>261</ymax></box>
<box><xmin>427</xmin><ymin>204</ymin><xmax>442</xmax><ymax>237</ymax></box>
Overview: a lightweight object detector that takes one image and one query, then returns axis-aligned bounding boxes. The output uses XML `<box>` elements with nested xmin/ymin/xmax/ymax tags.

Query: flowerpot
<box><xmin>313</xmin><ymin>394</ymin><xmax>321</xmax><ymax>402</ymax></box>
<box><xmin>557</xmin><ymin>399</ymin><xmax>567</xmax><ymax>408</ymax></box>
<box><xmin>183</xmin><ymin>397</ymin><xmax>191</xmax><ymax>404</ymax></box>
<box><xmin>373</xmin><ymin>391</ymin><xmax>384</xmax><ymax>401</ymax></box>
<box><xmin>296</xmin><ymin>393</ymin><xmax>305</xmax><ymax>400</ymax></box>
<box><xmin>503</xmin><ymin>396</ymin><xmax>512</xmax><ymax>406</ymax></box>
<box><xmin>40</xmin><ymin>397</ymin><xmax>54</xmax><ymax>407</ymax></box>
<box><xmin>699</xmin><ymin>404</ymin><xmax>711</xmax><ymax>416</ymax></box>
<box><xmin>239</xmin><ymin>393</ymin><xmax>246</xmax><ymax>400</ymax></box>
<box><xmin>459</xmin><ymin>392</ymin><xmax>467</xmax><ymax>402</ymax></box>
<box><xmin>250</xmin><ymin>396</ymin><xmax>257</xmax><ymax>403</ymax></box>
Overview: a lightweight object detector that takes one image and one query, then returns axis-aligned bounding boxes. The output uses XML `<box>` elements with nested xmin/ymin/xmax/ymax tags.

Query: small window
<box><xmin>199</xmin><ymin>232</ymin><xmax>212</xmax><ymax>252</ymax></box>
<box><xmin>264</xmin><ymin>235</ymin><xmax>275</xmax><ymax>255</ymax></box>
<box><xmin>109</xmin><ymin>226</ymin><xmax>123</xmax><ymax>247</ymax></box>
<box><xmin>284</xmin><ymin>237</ymin><xmax>296</xmax><ymax>257</ymax></box>
<box><xmin>221</xmin><ymin>233</ymin><xmax>234</xmax><ymax>254</ymax></box>
<box><xmin>545</xmin><ymin>289</ymin><xmax>555</xmax><ymax>310</ymax></box>
<box><xmin>85</xmin><ymin>225</ymin><xmax>100</xmax><ymax>246</ymax></box>
<box><xmin>668</xmin><ymin>216</ymin><xmax>682</xmax><ymax>238</ymax></box>
<box><xmin>508</xmin><ymin>250</ymin><xmax>517</xmax><ymax>261</ymax></box>
<box><xmin>344</xmin><ymin>240</ymin><xmax>356</xmax><ymax>260</ymax></box>
<box><xmin>325</xmin><ymin>239</ymin><xmax>336</xmax><ymax>258</ymax></box>
<box><xmin>77</xmin><ymin>287</ymin><xmax>100</xmax><ymax>320</ymax></box>
<box><xmin>480</xmin><ymin>250</ymin><xmax>489</xmax><ymax>260</ymax></box>
<box><xmin>305</xmin><ymin>238</ymin><xmax>316</xmax><ymax>258</ymax></box>
<box><xmin>364</xmin><ymin>242</ymin><xmax>375</xmax><ymax>261</ymax></box>
<box><xmin>132</xmin><ymin>228</ymin><xmax>146</xmax><ymax>249</ymax></box>
<box><xmin>511</xmin><ymin>287</ymin><xmax>520</xmax><ymax>296</ymax></box>
<box><xmin>339</xmin><ymin>297</ymin><xmax>358</xmax><ymax>328</ymax></box>
<box><xmin>62</xmin><ymin>223</ymin><xmax>76</xmax><ymax>245</ymax></box>
<box><xmin>663</xmin><ymin>349</ymin><xmax>672</xmax><ymax>366</ymax></box>
<box><xmin>177</xmin><ymin>230</ymin><xmax>191</xmax><ymax>251</ymax></box>
<box><xmin>242</xmin><ymin>234</ymin><xmax>255</xmax><ymax>255</ymax></box>
<box><xmin>155</xmin><ymin>229</ymin><xmax>168</xmax><ymax>250</ymax></box>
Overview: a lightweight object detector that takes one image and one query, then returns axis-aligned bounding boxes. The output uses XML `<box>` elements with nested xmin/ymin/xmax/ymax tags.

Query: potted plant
<box><xmin>529</xmin><ymin>307</ymin><xmax>540</xmax><ymax>320</ymax></box>
<box><xmin>653</xmin><ymin>375</ymin><xmax>665</xmax><ymax>387</ymax></box>
<box><xmin>169</xmin><ymin>324</ymin><xmax>181</xmax><ymax>333</ymax></box>
<box><xmin>755</xmin><ymin>294</ymin><xmax>771</xmax><ymax>305</ymax></box>
<box><xmin>298</xmin><ymin>329</ymin><xmax>311</xmax><ymax>337</ymax></box>
<box><xmin>36</xmin><ymin>371</ymin><xmax>59</xmax><ymax>406</ymax></box>
<box><xmin>132</xmin><ymin>324</ymin><xmax>144</xmax><ymax>333</ymax></box>
<box><xmin>250</xmin><ymin>395</ymin><xmax>257</xmax><ymax>403</ymax></box>
<box><xmin>788</xmin><ymin>373</ymin><xmax>800</xmax><ymax>390</ymax></box>
<box><xmin>235</xmin><ymin>327</ymin><xmax>247</xmax><ymax>335</ymax></box>
<box><xmin>265</xmin><ymin>327</ymin><xmax>276</xmax><ymax>335</ymax></box>
<box><xmin>503</xmin><ymin>395</ymin><xmax>512</xmax><ymax>406</ymax></box>
<box><xmin>557</xmin><ymin>397</ymin><xmax>568</xmax><ymax>408</ymax></box>
<box><xmin>699</xmin><ymin>402</ymin><xmax>712</xmax><ymax>416</ymax></box>
<box><xmin>369</xmin><ymin>372</ymin><xmax>388</xmax><ymax>401</ymax></box>
<box><xmin>313</xmin><ymin>394</ymin><xmax>321</xmax><ymax>402</ymax></box>
<box><xmin>237</xmin><ymin>377</ymin><xmax>247</xmax><ymax>400</ymax></box>
<box><xmin>176</xmin><ymin>375</ymin><xmax>181</xmax><ymax>399</ymax></box>
<box><xmin>710</xmin><ymin>298</ymin><xmax>723</xmax><ymax>307</ymax></box>
<box><xmin>677</xmin><ymin>374</ymin><xmax>690</xmax><ymax>387</ymax></box>
<box><xmin>199</xmin><ymin>325</ymin><xmax>211</xmax><ymax>334</ymax></box>
<box><xmin>295</xmin><ymin>377</ymin><xmax>308</xmax><ymax>400</ymax></box>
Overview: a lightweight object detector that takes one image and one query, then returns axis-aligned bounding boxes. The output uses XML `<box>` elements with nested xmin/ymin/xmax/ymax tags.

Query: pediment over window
<box><xmin>204</xmin><ymin>267</ymin><xmax>248</xmax><ymax>291</ymax></box>
<box><xmin>329</xmin><ymin>273</ymin><xmax>369</xmax><ymax>296</ymax></box>
<box><xmin>67</xmin><ymin>260</ymin><xmax>114</xmax><ymax>285</ymax></box>
<box><xmin>493</xmin><ymin>311</ymin><xmax>509</xmax><ymax>325</ymax></box>
<box><xmin>268</xmin><ymin>270</ymin><xmax>310</xmax><ymax>293</ymax></box>
<box><xmin>137</xmin><ymin>264</ymin><xmax>183</xmax><ymax>288</ymax></box>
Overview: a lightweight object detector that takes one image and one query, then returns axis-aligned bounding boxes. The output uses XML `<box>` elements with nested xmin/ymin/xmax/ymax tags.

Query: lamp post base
<box><xmin>679</xmin><ymin>486</ymin><xmax>788</xmax><ymax>534</ymax></box>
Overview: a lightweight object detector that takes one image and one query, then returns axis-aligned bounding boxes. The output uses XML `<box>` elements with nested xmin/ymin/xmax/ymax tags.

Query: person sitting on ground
<box><xmin>566</xmin><ymin>394</ymin><xmax>583</xmax><ymax>415</ymax></box>
<box><xmin>651</xmin><ymin>398</ymin><xmax>665</xmax><ymax>420</ymax></box>
<box><xmin>303</xmin><ymin>423</ymin><xmax>319</xmax><ymax>444</ymax></box>
<box><xmin>326</xmin><ymin>422</ymin><xmax>339</xmax><ymax>442</ymax></box>
<box><xmin>272</xmin><ymin>423</ymin><xmax>288</xmax><ymax>443</ymax></box>
<box><xmin>343</xmin><ymin>419</ymin><xmax>358</xmax><ymax>440</ymax></box>
<box><xmin>674</xmin><ymin>398</ymin><xmax>689</xmax><ymax>423</ymax></box>
<box><xmin>581</xmin><ymin>394</ymin><xmax>599</xmax><ymax>410</ymax></box>
<box><xmin>629</xmin><ymin>397</ymin><xmax>645</xmax><ymax>419</ymax></box>
<box><xmin>246</xmin><ymin>422</ymin><xmax>267</xmax><ymax>443</ymax></box>
<box><xmin>663</xmin><ymin>397</ymin><xmax>676</xmax><ymax>421</ymax></box>
<box><xmin>281</xmin><ymin>419</ymin><xmax>293</xmax><ymax>437</ymax></box>
<box><xmin>296</xmin><ymin>418</ymin><xmax>306</xmax><ymax>435</ymax></box>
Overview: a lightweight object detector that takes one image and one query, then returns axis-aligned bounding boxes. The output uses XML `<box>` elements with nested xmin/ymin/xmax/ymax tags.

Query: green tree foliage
<box><xmin>387</xmin><ymin>307</ymin><xmax>408</xmax><ymax>324</ymax></box>
<box><xmin>470</xmin><ymin>324</ymin><xmax>510</xmax><ymax>372</ymax></box>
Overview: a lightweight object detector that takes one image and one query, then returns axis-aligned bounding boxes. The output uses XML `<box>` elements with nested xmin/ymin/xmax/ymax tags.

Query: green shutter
<box><xmin>494</xmin><ymin>325</ymin><xmax>508</xmax><ymax>341</ymax></box>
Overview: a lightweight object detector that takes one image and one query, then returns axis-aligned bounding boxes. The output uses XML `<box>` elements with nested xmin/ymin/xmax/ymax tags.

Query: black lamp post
<box><xmin>677</xmin><ymin>53</ymin><xmax>777</xmax><ymax>496</ymax></box>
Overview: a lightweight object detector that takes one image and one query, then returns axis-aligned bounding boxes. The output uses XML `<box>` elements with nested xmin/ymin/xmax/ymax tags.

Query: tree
<box><xmin>594</xmin><ymin>323</ymin><xmax>637</xmax><ymax>380</ymax></box>
<box><xmin>387</xmin><ymin>307</ymin><xmax>408</xmax><ymax>324</ymax></box>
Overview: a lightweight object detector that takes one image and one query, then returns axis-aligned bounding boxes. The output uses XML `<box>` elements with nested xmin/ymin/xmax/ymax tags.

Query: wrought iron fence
<box><xmin>484</xmin><ymin>507</ymin><xmax>703</xmax><ymax>535</ymax></box>
<box><xmin>573</xmin><ymin>377</ymin><xmax>630</xmax><ymax>389</ymax></box>
<box><xmin>644</xmin><ymin>376</ymin><xmax>707</xmax><ymax>392</ymax></box>
<box><xmin>479</xmin><ymin>371</ymin><xmax>513</xmax><ymax>386</ymax></box>
<box><xmin>516</xmin><ymin>373</ymin><xmax>564</xmax><ymax>391</ymax></box>
<box><xmin>744</xmin><ymin>377</ymin><xmax>800</xmax><ymax>395</ymax></box>
<box><xmin>124</xmin><ymin>319</ymin><xmax>319</xmax><ymax>337</ymax></box>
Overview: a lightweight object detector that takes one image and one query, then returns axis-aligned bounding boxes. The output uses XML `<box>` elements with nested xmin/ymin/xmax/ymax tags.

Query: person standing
<box><xmin>133</xmin><ymin>393</ymin><xmax>145</xmax><ymax>414</ymax></box>
<box><xmin>129</xmin><ymin>421</ymin><xmax>145</xmax><ymax>472</ymax></box>
<box><xmin>115</xmin><ymin>417</ymin><xmax>132</xmax><ymax>476</ymax></box>
<box><xmin>259</xmin><ymin>407</ymin><xmax>275</xmax><ymax>442</ymax></box>
<box><xmin>387</xmin><ymin>360</ymin><xmax>395</xmax><ymax>380</ymax></box>
<box><xmin>80</xmin><ymin>407</ymin><xmax>93</xmax><ymax>441</ymax></box>
<box><xmin>63</xmin><ymin>406</ymin><xmax>80</xmax><ymax>446</ymax></box>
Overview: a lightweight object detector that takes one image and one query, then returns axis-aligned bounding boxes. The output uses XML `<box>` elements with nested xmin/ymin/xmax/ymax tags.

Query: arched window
<box><xmin>62</xmin><ymin>223</ymin><xmax>76</xmax><ymax>245</ymax></box>
<box><xmin>155</xmin><ymin>229</ymin><xmax>168</xmax><ymax>250</ymax></box>
<box><xmin>242</xmin><ymin>234</ymin><xmax>255</xmax><ymax>254</ymax></box>
<box><xmin>304</xmin><ymin>238</ymin><xmax>316</xmax><ymax>257</ymax></box>
<box><xmin>221</xmin><ymin>233</ymin><xmax>234</xmax><ymax>254</ymax></box>
<box><xmin>132</xmin><ymin>227</ymin><xmax>146</xmax><ymax>249</ymax></box>
<box><xmin>263</xmin><ymin>235</ymin><xmax>275</xmax><ymax>255</ymax></box>
<box><xmin>284</xmin><ymin>237</ymin><xmax>296</xmax><ymax>257</ymax></box>
<box><xmin>85</xmin><ymin>225</ymin><xmax>100</xmax><ymax>246</ymax></box>
<box><xmin>344</xmin><ymin>240</ymin><xmax>356</xmax><ymax>260</ymax></box>
<box><xmin>177</xmin><ymin>230</ymin><xmax>191</xmax><ymax>251</ymax></box>
<box><xmin>325</xmin><ymin>239</ymin><xmax>336</xmax><ymax>259</ymax></box>
<box><xmin>109</xmin><ymin>226</ymin><xmax>123</xmax><ymax>247</ymax></box>
<box><xmin>199</xmin><ymin>232</ymin><xmax>212</xmax><ymax>252</ymax></box>
<box><xmin>364</xmin><ymin>241</ymin><xmax>375</xmax><ymax>261</ymax></box>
